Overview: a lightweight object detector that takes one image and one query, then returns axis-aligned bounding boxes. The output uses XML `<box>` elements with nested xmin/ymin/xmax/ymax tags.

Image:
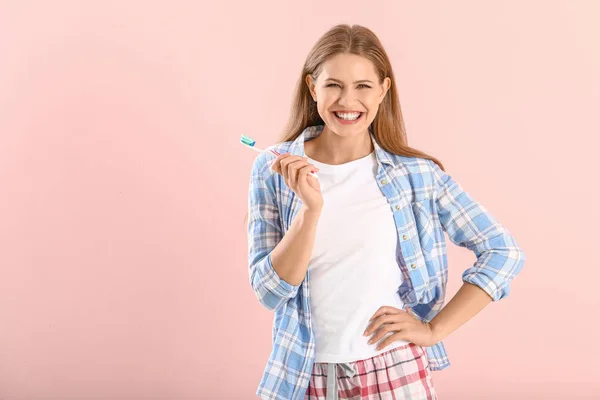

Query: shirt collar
<box><xmin>288</xmin><ymin>124</ymin><xmax>397</xmax><ymax>168</ymax></box>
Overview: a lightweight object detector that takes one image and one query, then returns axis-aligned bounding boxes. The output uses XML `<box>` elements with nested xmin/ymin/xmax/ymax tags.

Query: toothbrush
<box><xmin>240</xmin><ymin>134</ymin><xmax>319</xmax><ymax>179</ymax></box>
<box><xmin>240</xmin><ymin>134</ymin><xmax>281</xmax><ymax>156</ymax></box>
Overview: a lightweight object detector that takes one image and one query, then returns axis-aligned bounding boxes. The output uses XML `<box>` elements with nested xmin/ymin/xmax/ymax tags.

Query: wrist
<box><xmin>428</xmin><ymin>321</ymin><xmax>445</xmax><ymax>343</ymax></box>
<box><xmin>300</xmin><ymin>204</ymin><xmax>322</xmax><ymax>216</ymax></box>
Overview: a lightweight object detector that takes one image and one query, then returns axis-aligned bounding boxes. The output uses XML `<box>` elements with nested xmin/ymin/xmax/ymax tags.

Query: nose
<box><xmin>337</xmin><ymin>88</ymin><xmax>359</xmax><ymax>108</ymax></box>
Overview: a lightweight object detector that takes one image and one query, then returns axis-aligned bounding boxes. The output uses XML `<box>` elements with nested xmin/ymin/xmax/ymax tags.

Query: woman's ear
<box><xmin>305</xmin><ymin>74</ymin><xmax>317</xmax><ymax>101</ymax></box>
<box><xmin>379</xmin><ymin>77</ymin><xmax>390</xmax><ymax>101</ymax></box>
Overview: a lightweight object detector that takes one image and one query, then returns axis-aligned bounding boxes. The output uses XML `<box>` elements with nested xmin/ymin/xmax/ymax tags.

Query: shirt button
<box><xmin>395</xmin><ymin>205</ymin><xmax>400</xmax><ymax>210</ymax></box>
<box><xmin>411</xmin><ymin>264</ymin><xmax>416</xmax><ymax>269</ymax></box>
<box><xmin>402</xmin><ymin>235</ymin><xmax>408</xmax><ymax>240</ymax></box>
<box><xmin>381</xmin><ymin>179</ymin><xmax>387</xmax><ymax>185</ymax></box>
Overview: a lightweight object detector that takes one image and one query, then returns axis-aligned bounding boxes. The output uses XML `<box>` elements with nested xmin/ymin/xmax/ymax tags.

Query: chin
<box><xmin>326</xmin><ymin>120</ymin><xmax>366</xmax><ymax>137</ymax></box>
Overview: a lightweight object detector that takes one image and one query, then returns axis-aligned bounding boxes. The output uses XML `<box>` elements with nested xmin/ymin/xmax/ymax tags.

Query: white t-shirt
<box><xmin>306</xmin><ymin>149</ymin><xmax>409</xmax><ymax>363</ymax></box>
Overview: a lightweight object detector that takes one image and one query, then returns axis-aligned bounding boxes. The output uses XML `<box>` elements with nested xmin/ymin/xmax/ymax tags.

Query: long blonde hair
<box><xmin>244</xmin><ymin>24</ymin><xmax>445</xmax><ymax>228</ymax></box>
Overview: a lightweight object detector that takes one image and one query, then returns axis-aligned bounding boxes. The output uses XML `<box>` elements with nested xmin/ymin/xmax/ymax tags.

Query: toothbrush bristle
<box><xmin>240</xmin><ymin>135</ymin><xmax>256</xmax><ymax>147</ymax></box>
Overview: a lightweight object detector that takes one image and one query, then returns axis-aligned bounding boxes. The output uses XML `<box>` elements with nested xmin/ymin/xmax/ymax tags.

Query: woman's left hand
<box><xmin>363</xmin><ymin>306</ymin><xmax>439</xmax><ymax>349</ymax></box>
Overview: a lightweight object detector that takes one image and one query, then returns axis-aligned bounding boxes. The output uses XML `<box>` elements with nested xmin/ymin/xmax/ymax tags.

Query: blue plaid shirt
<box><xmin>247</xmin><ymin>124</ymin><xmax>526</xmax><ymax>400</ymax></box>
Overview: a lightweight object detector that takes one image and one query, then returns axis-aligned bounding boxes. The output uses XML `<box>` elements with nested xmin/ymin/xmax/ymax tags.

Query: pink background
<box><xmin>1</xmin><ymin>1</ymin><xmax>599</xmax><ymax>398</ymax></box>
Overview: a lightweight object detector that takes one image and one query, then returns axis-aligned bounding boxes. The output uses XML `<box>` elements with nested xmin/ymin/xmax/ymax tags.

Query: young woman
<box><xmin>246</xmin><ymin>24</ymin><xmax>525</xmax><ymax>400</ymax></box>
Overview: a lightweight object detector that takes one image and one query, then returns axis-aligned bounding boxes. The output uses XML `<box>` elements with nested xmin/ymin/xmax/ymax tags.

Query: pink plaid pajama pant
<box><xmin>303</xmin><ymin>342</ymin><xmax>437</xmax><ymax>400</ymax></box>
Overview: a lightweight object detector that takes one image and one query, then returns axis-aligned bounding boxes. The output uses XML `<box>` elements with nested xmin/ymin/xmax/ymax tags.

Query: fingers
<box><xmin>276</xmin><ymin>155</ymin><xmax>300</xmax><ymax>181</ymax></box>
<box><xmin>364</xmin><ymin>311</ymin><xmax>411</xmax><ymax>336</ymax></box>
<box><xmin>270</xmin><ymin>153</ymin><xmax>291</xmax><ymax>175</ymax></box>
<box><xmin>287</xmin><ymin>159</ymin><xmax>306</xmax><ymax>188</ymax></box>
<box><xmin>366</xmin><ymin>322</ymin><xmax>408</xmax><ymax>345</ymax></box>
<box><xmin>296</xmin><ymin>164</ymin><xmax>319</xmax><ymax>188</ymax></box>
<box><xmin>273</xmin><ymin>155</ymin><xmax>317</xmax><ymax>190</ymax></box>
<box><xmin>368</xmin><ymin>305</ymin><xmax>403</xmax><ymax>322</ymax></box>
<box><xmin>375</xmin><ymin>332</ymin><xmax>410</xmax><ymax>351</ymax></box>
<box><xmin>285</xmin><ymin>159</ymin><xmax>305</xmax><ymax>187</ymax></box>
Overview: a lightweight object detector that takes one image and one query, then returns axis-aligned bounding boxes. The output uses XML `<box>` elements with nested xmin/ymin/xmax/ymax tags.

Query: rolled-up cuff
<box><xmin>262</xmin><ymin>252</ymin><xmax>301</xmax><ymax>298</ymax></box>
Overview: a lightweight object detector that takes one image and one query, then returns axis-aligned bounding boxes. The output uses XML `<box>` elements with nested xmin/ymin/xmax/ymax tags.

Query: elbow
<box><xmin>250</xmin><ymin>274</ymin><xmax>289</xmax><ymax>312</ymax></box>
<box><xmin>512</xmin><ymin>244</ymin><xmax>527</xmax><ymax>277</ymax></box>
<box><xmin>462</xmin><ymin>270</ymin><xmax>507</xmax><ymax>302</ymax></box>
<box><xmin>249</xmin><ymin>253</ymin><xmax>301</xmax><ymax>312</ymax></box>
<box><xmin>252</xmin><ymin>288</ymin><xmax>284</xmax><ymax>312</ymax></box>
<box><xmin>462</xmin><ymin>246</ymin><xmax>526</xmax><ymax>302</ymax></box>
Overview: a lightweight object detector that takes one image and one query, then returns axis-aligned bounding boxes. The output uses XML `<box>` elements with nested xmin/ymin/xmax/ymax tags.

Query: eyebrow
<box><xmin>325</xmin><ymin>78</ymin><xmax>374</xmax><ymax>84</ymax></box>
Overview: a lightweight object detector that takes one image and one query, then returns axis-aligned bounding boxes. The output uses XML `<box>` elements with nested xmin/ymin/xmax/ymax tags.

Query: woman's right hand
<box><xmin>270</xmin><ymin>153</ymin><xmax>323</xmax><ymax>212</ymax></box>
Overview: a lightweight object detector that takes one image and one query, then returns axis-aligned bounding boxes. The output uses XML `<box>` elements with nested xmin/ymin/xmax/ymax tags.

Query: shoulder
<box><xmin>389</xmin><ymin>153</ymin><xmax>438</xmax><ymax>180</ymax></box>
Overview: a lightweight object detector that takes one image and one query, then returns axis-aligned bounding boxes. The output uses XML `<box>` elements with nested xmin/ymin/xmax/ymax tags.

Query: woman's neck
<box><xmin>305</xmin><ymin>127</ymin><xmax>373</xmax><ymax>165</ymax></box>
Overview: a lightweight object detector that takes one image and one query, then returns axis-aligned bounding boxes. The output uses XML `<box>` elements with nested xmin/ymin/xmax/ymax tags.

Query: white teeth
<box><xmin>334</xmin><ymin>112</ymin><xmax>361</xmax><ymax>120</ymax></box>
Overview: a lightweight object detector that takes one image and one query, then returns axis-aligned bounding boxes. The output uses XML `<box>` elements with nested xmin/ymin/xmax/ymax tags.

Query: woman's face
<box><xmin>306</xmin><ymin>53</ymin><xmax>391</xmax><ymax>138</ymax></box>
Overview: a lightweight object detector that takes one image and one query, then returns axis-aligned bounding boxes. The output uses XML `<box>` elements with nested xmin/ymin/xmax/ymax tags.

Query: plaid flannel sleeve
<box><xmin>430</xmin><ymin>160</ymin><xmax>526</xmax><ymax>301</ymax></box>
<box><xmin>247</xmin><ymin>154</ymin><xmax>301</xmax><ymax>311</ymax></box>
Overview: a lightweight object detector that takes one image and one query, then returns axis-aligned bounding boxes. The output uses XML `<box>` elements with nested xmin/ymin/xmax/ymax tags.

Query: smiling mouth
<box><xmin>332</xmin><ymin>111</ymin><xmax>364</xmax><ymax>122</ymax></box>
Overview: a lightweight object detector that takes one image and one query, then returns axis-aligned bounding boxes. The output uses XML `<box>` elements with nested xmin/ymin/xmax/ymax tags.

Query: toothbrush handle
<box><xmin>249</xmin><ymin>146</ymin><xmax>279</xmax><ymax>156</ymax></box>
<box><xmin>262</xmin><ymin>148</ymin><xmax>318</xmax><ymax>179</ymax></box>
<box><xmin>247</xmin><ymin>145</ymin><xmax>263</xmax><ymax>153</ymax></box>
